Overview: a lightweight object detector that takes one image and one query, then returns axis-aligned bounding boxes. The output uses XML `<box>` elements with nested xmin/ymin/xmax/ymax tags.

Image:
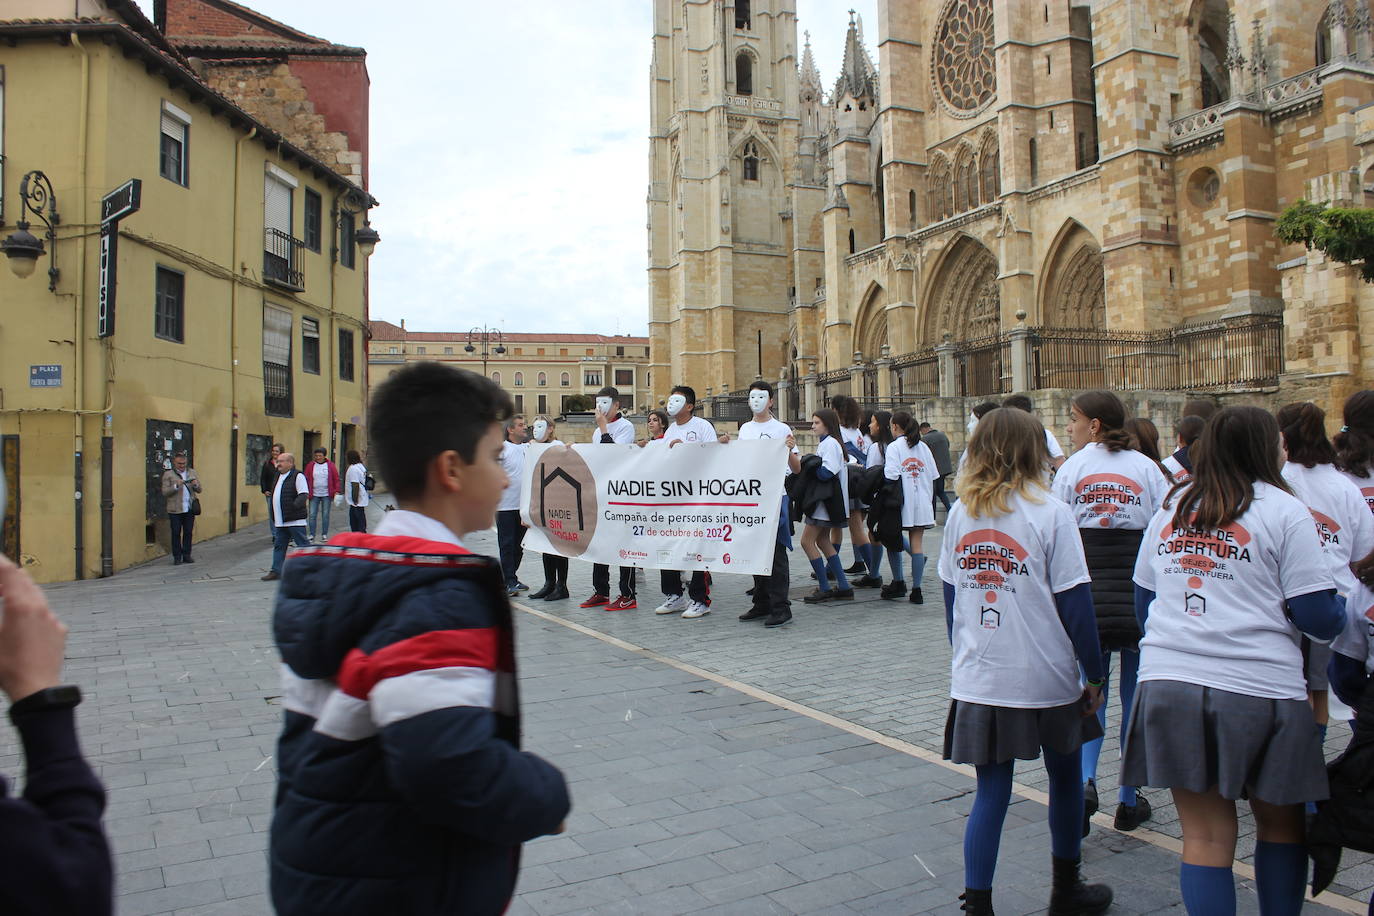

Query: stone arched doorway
<box><xmin>923</xmin><ymin>235</ymin><xmax>1001</xmax><ymax>344</ymax></box>
<box><xmin>1041</xmin><ymin>222</ymin><xmax>1105</xmax><ymax>328</ymax></box>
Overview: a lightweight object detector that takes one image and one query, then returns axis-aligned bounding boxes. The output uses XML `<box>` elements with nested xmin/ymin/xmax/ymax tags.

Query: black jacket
<box><xmin>0</xmin><ymin>701</ymin><xmax>112</xmax><ymax>916</ymax></box>
<box><xmin>260</xmin><ymin>458</ymin><xmax>278</xmax><ymax>495</ymax></box>
<box><xmin>855</xmin><ymin>463</ymin><xmax>905</xmax><ymax>551</ymax></box>
<box><xmin>1079</xmin><ymin>527</ymin><xmax>1145</xmax><ymax>651</ymax></box>
<box><xmin>1309</xmin><ymin>677</ymin><xmax>1374</xmax><ymax>893</ymax></box>
<box><xmin>788</xmin><ymin>455</ymin><xmax>846</xmax><ymax>526</ymax></box>
<box><xmin>272</xmin><ymin>469</ymin><xmax>309</xmax><ymax>524</ymax></box>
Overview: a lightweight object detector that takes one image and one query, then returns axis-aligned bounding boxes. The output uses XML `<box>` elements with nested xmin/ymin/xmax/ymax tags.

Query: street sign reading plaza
<box><xmin>98</xmin><ymin>179</ymin><xmax>141</xmax><ymax>339</ymax></box>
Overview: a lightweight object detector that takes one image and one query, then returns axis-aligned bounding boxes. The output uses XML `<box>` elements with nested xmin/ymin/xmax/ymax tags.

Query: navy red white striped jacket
<box><xmin>270</xmin><ymin>533</ymin><xmax>570</xmax><ymax>916</ymax></box>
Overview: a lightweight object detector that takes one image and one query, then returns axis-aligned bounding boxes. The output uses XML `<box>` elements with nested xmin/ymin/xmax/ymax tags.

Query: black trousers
<box><xmin>661</xmin><ymin>569</ymin><xmax>710</xmax><ymax>605</ymax></box>
<box><xmin>593</xmin><ymin>563</ymin><xmax>636</xmax><ymax>598</ymax></box>
<box><xmin>750</xmin><ymin>541</ymin><xmax>792</xmax><ymax>616</ymax></box>
<box><xmin>932</xmin><ymin>475</ymin><xmax>952</xmax><ymax>512</ymax></box>
<box><xmin>169</xmin><ymin>511</ymin><xmax>194</xmax><ymax>560</ymax></box>
<box><xmin>543</xmin><ymin>553</ymin><xmax>569</xmax><ymax>586</ymax></box>
<box><xmin>348</xmin><ymin>505</ymin><xmax>368</xmax><ymax>532</ymax></box>
<box><xmin>496</xmin><ymin>510</ymin><xmax>525</xmax><ymax>588</ymax></box>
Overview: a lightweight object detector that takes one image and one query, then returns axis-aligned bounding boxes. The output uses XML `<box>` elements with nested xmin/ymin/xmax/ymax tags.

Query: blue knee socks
<box><xmin>1043</xmin><ymin>746</ymin><xmax>1085</xmax><ymax>860</ymax></box>
<box><xmin>863</xmin><ymin>542</ymin><xmax>881</xmax><ymax>578</ymax></box>
<box><xmin>825</xmin><ymin>554</ymin><xmax>851</xmax><ymax>590</ymax></box>
<box><xmin>910</xmin><ymin>552</ymin><xmax>926</xmax><ymax>586</ymax></box>
<box><xmin>1254</xmin><ymin>841</ymin><xmax>1306</xmax><ymax>916</ymax></box>
<box><xmin>887</xmin><ymin>548</ymin><xmax>904</xmax><ymax>582</ymax></box>
<box><xmin>965</xmin><ymin>761</ymin><xmax>1013</xmax><ymax>889</ymax></box>
<box><xmin>1180</xmin><ymin>864</ymin><xmax>1235</xmax><ymax>916</ymax></box>
<box><xmin>809</xmin><ymin>557</ymin><xmax>830</xmax><ymax>592</ymax></box>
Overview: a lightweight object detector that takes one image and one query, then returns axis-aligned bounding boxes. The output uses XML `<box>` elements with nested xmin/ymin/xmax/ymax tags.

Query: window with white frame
<box><xmin>160</xmin><ymin>101</ymin><xmax>191</xmax><ymax>186</ymax></box>
<box><xmin>301</xmin><ymin>317</ymin><xmax>320</xmax><ymax>374</ymax></box>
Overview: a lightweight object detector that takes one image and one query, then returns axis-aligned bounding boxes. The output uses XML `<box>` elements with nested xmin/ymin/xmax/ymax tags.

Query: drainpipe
<box><xmin>72</xmin><ymin>32</ymin><xmax>90</xmax><ymax>579</ymax></box>
<box><xmin>328</xmin><ymin>195</ymin><xmax>339</xmax><ymax>459</ymax></box>
<box><xmin>230</xmin><ymin>127</ymin><xmax>256</xmax><ymax>533</ymax></box>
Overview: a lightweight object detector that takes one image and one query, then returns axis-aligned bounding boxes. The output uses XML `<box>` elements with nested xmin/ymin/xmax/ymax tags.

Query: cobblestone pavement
<box><xmin>0</xmin><ymin>501</ymin><xmax>1365</xmax><ymax>914</ymax></box>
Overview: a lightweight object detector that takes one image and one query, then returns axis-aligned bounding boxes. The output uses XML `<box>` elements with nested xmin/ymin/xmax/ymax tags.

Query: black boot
<box><xmin>959</xmin><ymin>888</ymin><xmax>994</xmax><ymax>915</ymax></box>
<box><xmin>1047</xmin><ymin>856</ymin><xmax>1112</xmax><ymax>915</ymax></box>
<box><xmin>529</xmin><ymin>581</ymin><xmax>554</xmax><ymax>600</ymax></box>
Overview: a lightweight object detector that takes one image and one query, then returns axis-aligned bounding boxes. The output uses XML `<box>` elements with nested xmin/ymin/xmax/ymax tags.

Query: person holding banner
<box><xmin>527</xmin><ymin>417</ymin><xmax>571</xmax><ymax>601</ymax></box>
<box><xmin>735</xmin><ymin>381</ymin><xmax>801</xmax><ymax>628</ymax></box>
<box><xmin>582</xmin><ymin>387</ymin><xmax>639</xmax><ymax>611</ymax></box>
<box><xmin>654</xmin><ymin>386</ymin><xmax>722</xmax><ymax>618</ymax></box>
<box><xmin>799</xmin><ymin>408</ymin><xmax>855</xmax><ymax>603</ymax></box>
<box><xmin>639</xmin><ymin>409</ymin><xmax>669</xmax><ymax>447</ymax></box>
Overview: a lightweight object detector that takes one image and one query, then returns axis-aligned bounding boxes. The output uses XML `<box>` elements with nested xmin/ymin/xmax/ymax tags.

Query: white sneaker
<box><xmin>681</xmin><ymin>600</ymin><xmax>711</xmax><ymax>619</ymax></box>
<box><xmin>655</xmin><ymin>594</ymin><xmax>689</xmax><ymax>614</ymax></box>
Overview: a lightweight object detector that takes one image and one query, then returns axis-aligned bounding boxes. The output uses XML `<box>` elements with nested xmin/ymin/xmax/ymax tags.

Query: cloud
<box><xmin>131</xmin><ymin>0</ymin><xmax>876</xmax><ymax>336</ymax></box>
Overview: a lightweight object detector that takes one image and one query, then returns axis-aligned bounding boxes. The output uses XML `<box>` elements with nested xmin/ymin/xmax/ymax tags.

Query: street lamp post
<box><xmin>1</xmin><ymin>170</ymin><xmax>61</xmax><ymax>291</ymax></box>
<box><xmin>465</xmin><ymin>325</ymin><xmax>506</xmax><ymax>378</ymax></box>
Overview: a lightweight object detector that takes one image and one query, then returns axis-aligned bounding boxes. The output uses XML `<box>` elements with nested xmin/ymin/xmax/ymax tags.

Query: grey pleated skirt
<box><xmin>1121</xmin><ymin>679</ymin><xmax>1328</xmax><ymax>805</ymax></box>
<box><xmin>943</xmin><ymin>699</ymin><xmax>1104</xmax><ymax>766</ymax></box>
<box><xmin>1305</xmin><ymin>640</ymin><xmax>1332</xmax><ymax>692</ymax></box>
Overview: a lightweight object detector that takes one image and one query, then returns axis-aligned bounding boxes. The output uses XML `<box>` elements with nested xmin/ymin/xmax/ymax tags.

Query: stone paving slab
<box><xmin>0</xmin><ymin>500</ymin><xmax>1362</xmax><ymax>914</ymax></box>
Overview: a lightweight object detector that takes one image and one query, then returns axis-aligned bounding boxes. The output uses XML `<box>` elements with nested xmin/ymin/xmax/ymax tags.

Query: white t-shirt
<box><xmin>273</xmin><ymin>470</ymin><xmax>310</xmax><ymax>527</ymax></box>
<box><xmin>599</xmin><ymin>415</ymin><xmax>636</xmax><ymax>445</ymax></box>
<box><xmin>1161</xmin><ymin>452</ymin><xmax>1191</xmax><ymax>484</ymax></box>
<box><xmin>1282</xmin><ymin>462</ymin><xmax>1374</xmax><ymax>597</ymax></box>
<box><xmin>884</xmin><ymin>435</ymin><xmax>937</xmax><ymax>528</ymax></box>
<box><xmin>737</xmin><ymin>417</ymin><xmax>798</xmax><ymax>472</ymax></box>
<box><xmin>498</xmin><ymin>440</ymin><xmax>526</xmax><ymax>512</ymax></box>
<box><xmin>1052</xmin><ymin>442</ymin><xmax>1169</xmax><ymax>531</ymax></box>
<box><xmin>310</xmin><ymin>461</ymin><xmax>331</xmax><ymax>497</ymax></box>
<box><xmin>1133</xmin><ymin>482</ymin><xmax>1337</xmax><ymax>701</ymax></box>
<box><xmin>809</xmin><ymin>435</ymin><xmax>848</xmax><ymax>523</ymax></box>
<box><xmin>1045</xmin><ymin>429</ymin><xmax>1065</xmax><ymax>461</ymax></box>
<box><xmin>1338</xmin><ymin>468</ymin><xmax>1374</xmax><ymax>515</ymax></box>
<box><xmin>1332</xmin><ymin>580</ymin><xmax>1374</xmax><ymax>674</ymax></box>
<box><xmin>177</xmin><ymin>469</ymin><xmax>192</xmax><ymax>513</ymax></box>
<box><xmin>865</xmin><ymin>440</ymin><xmax>885</xmax><ymax>469</ymax></box>
<box><xmin>344</xmin><ymin>463</ymin><xmax>369</xmax><ymax>508</ymax></box>
<box><xmin>839</xmin><ymin>426</ymin><xmax>866</xmax><ymax>464</ymax></box>
<box><xmin>938</xmin><ymin>490</ymin><xmax>1092</xmax><ymax>708</ymax></box>
<box><xmin>662</xmin><ymin>415</ymin><xmax>718</xmax><ymax>446</ymax></box>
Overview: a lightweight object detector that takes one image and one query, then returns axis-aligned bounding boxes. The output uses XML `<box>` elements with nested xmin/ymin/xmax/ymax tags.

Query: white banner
<box><xmin>518</xmin><ymin>440</ymin><xmax>787</xmax><ymax>576</ymax></box>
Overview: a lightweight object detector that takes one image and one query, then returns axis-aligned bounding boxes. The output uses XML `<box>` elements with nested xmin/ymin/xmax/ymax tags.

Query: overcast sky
<box><xmin>135</xmin><ymin>0</ymin><xmax>877</xmax><ymax>337</ymax></box>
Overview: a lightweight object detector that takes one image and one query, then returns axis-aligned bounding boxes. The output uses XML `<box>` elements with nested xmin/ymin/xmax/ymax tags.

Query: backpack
<box><xmin>363</xmin><ymin>472</ymin><xmax>376</xmax><ymax>492</ymax></box>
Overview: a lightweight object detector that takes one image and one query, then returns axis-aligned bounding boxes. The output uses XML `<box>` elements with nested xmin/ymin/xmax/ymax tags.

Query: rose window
<box><xmin>933</xmin><ymin>0</ymin><xmax>996</xmax><ymax>117</ymax></box>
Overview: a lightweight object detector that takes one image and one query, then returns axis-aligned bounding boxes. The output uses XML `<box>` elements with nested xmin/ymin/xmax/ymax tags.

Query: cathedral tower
<box><xmin>648</xmin><ymin>0</ymin><xmax>802</xmax><ymax>402</ymax></box>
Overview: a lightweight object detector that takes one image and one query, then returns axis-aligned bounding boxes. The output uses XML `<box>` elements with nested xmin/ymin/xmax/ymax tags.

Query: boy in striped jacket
<box><xmin>269</xmin><ymin>362</ymin><xmax>570</xmax><ymax>916</ymax></box>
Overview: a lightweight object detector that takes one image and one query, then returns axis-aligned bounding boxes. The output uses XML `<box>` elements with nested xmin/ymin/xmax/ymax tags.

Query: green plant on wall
<box><xmin>1276</xmin><ymin>199</ymin><xmax>1374</xmax><ymax>281</ymax></box>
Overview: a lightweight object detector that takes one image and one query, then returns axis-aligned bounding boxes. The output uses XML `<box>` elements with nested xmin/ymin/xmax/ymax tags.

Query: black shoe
<box><xmin>853</xmin><ymin>575</ymin><xmax>883</xmax><ymax>588</ymax></box>
<box><xmin>959</xmin><ymin>888</ymin><xmax>995</xmax><ymax>915</ymax></box>
<box><xmin>1047</xmin><ymin>856</ymin><xmax>1112</xmax><ymax>916</ymax></box>
<box><xmin>830</xmin><ymin>588</ymin><xmax>854</xmax><ymax>600</ymax></box>
<box><xmin>739</xmin><ymin>606</ymin><xmax>770</xmax><ymax>621</ymax></box>
<box><xmin>544</xmin><ymin>585</ymin><xmax>569</xmax><ymax>601</ymax></box>
<box><xmin>1113</xmin><ymin>796</ymin><xmax>1151</xmax><ymax>831</ymax></box>
<box><xmin>745</xmin><ymin>586</ymin><xmax>756</xmax><ymax>596</ymax></box>
<box><xmin>764</xmin><ymin>610</ymin><xmax>793</xmax><ymax>627</ymax></box>
<box><xmin>909</xmin><ymin>586</ymin><xmax>924</xmax><ymax>604</ymax></box>
<box><xmin>803</xmin><ymin>589</ymin><xmax>834</xmax><ymax>604</ymax></box>
<box><xmin>880</xmin><ymin>580</ymin><xmax>907</xmax><ymax>600</ymax></box>
<box><xmin>529</xmin><ymin>582</ymin><xmax>554</xmax><ymax>599</ymax></box>
<box><xmin>173</xmin><ymin>557</ymin><xmax>183</xmax><ymax>565</ymax></box>
<box><xmin>261</xmin><ymin>571</ymin><xmax>280</xmax><ymax>581</ymax></box>
<box><xmin>1082</xmin><ymin>779</ymin><xmax>1098</xmax><ymax>838</ymax></box>
<box><xmin>183</xmin><ymin>556</ymin><xmax>195</xmax><ymax>564</ymax></box>
<box><xmin>845</xmin><ymin>560</ymin><xmax>867</xmax><ymax>574</ymax></box>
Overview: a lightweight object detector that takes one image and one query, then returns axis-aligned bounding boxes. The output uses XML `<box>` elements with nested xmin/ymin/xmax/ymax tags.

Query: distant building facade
<box><xmin>0</xmin><ymin>0</ymin><xmax>375</xmax><ymax>581</ymax></box>
<box><xmin>368</xmin><ymin>321</ymin><xmax>653</xmax><ymax>417</ymax></box>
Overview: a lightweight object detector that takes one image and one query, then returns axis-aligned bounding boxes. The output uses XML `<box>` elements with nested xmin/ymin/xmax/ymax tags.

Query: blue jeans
<box><xmin>272</xmin><ymin>524</ymin><xmax>310</xmax><ymax>574</ymax></box>
<box><xmin>308</xmin><ymin>496</ymin><xmax>332</xmax><ymax>540</ymax></box>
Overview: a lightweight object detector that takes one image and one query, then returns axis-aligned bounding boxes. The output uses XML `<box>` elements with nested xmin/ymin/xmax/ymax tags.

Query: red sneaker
<box><xmin>579</xmin><ymin>593</ymin><xmax>610</xmax><ymax>608</ymax></box>
<box><xmin>606</xmin><ymin>596</ymin><xmax>637</xmax><ymax>611</ymax></box>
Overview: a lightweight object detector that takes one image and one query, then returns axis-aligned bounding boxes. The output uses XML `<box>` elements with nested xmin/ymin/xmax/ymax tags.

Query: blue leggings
<box><xmin>1081</xmin><ymin>648</ymin><xmax>1139</xmax><ymax>806</ymax></box>
<box><xmin>965</xmin><ymin>746</ymin><xmax>1084</xmax><ymax>890</ymax></box>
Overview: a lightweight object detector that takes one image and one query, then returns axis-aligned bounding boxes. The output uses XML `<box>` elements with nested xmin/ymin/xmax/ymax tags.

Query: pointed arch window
<box><xmin>736</xmin><ymin>52</ymin><xmax>754</xmax><ymax>96</ymax></box>
<box><xmin>848</xmin><ymin>228</ymin><xmax>856</xmax><ymax>253</ymax></box>
<box><xmin>736</xmin><ymin>0</ymin><xmax>751</xmax><ymax>30</ymax></box>
<box><xmin>909</xmin><ymin>190</ymin><xmax>917</xmax><ymax>228</ymax></box>
<box><xmin>742</xmin><ymin>141</ymin><xmax>760</xmax><ymax>181</ymax></box>
<box><xmin>979</xmin><ymin>140</ymin><xmax>1000</xmax><ymax>202</ymax></box>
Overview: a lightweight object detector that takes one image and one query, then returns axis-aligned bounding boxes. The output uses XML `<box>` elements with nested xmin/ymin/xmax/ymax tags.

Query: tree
<box><xmin>561</xmin><ymin>394</ymin><xmax>594</xmax><ymax>413</ymax></box>
<box><xmin>1275</xmin><ymin>199</ymin><xmax>1374</xmax><ymax>281</ymax></box>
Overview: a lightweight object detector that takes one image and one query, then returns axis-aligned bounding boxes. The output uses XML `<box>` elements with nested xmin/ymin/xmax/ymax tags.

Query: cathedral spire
<box><xmin>800</xmin><ymin>30</ymin><xmax>823</xmax><ymax>97</ymax></box>
<box><xmin>833</xmin><ymin>10</ymin><xmax>878</xmax><ymax>106</ymax></box>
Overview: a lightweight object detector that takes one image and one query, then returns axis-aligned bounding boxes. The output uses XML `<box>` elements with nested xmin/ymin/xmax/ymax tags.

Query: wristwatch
<box><xmin>9</xmin><ymin>685</ymin><xmax>82</xmax><ymax>715</ymax></box>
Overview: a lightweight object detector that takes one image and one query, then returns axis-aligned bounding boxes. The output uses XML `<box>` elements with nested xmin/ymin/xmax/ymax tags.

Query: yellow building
<box><xmin>0</xmin><ymin>2</ymin><xmax>377</xmax><ymax>582</ymax></box>
<box><xmin>368</xmin><ymin>321</ymin><xmax>653</xmax><ymax>423</ymax></box>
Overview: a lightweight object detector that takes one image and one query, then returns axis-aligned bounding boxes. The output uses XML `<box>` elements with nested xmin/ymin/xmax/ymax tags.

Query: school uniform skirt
<box><xmin>944</xmin><ymin>699</ymin><xmax>1104</xmax><ymax>766</ymax></box>
<box><xmin>1121</xmin><ymin>679</ymin><xmax>1328</xmax><ymax>804</ymax></box>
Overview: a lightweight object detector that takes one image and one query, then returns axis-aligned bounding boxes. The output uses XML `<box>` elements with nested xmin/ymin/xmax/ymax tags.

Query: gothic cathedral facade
<box><xmin>648</xmin><ymin>0</ymin><xmax>1374</xmax><ymax>416</ymax></box>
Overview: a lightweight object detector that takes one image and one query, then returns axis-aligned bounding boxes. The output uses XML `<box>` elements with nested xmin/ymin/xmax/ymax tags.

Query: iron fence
<box><xmin>957</xmin><ymin>334</ymin><xmax>1009</xmax><ymax>397</ymax></box>
<box><xmin>890</xmin><ymin>347</ymin><xmax>940</xmax><ymax>399</ymax></box>
<box><xmin>816</xmin><ymin>368</ymin><xmax>851</xmax><ymax>405</ymax></box>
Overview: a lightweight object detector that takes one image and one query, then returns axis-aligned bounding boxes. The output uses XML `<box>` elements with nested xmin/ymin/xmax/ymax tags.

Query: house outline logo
<box><xmin>1185</xmin><ymin>592</ymin><xmax>1206</xmax><ymax>617</ymax></box>
<box><xmin>527</xmin><ymin>445</ymin><xmax>598</xmax><ymax>557</ymax></box>
<box><xmin>979</xmin><ymin>607</ymin><xmax>1000</xmax><ymax>629</ymax></box>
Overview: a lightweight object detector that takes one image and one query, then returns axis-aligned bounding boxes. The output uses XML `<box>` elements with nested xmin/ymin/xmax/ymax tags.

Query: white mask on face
<box><xmin>966</xmin><ymin>412</ymin><xmax>979</xmax><ymax>435</ymax></box>
<box><xmin>748</xmin><ymin>390</ymin><xmax>770</xmax><ymax>415</ymax></box>
<box><xmin>666</xmin><ymin>394</ymin><xmax>687</xmax><ymax>416</ymax></box>
<box><xmin>595</xmin><ymin>396</ymin><xmax>613</xmax><ymax>416</ymax></box>
<box><xmin>533</xmin><ymin>419</ymin><xmax>548</xmax><ymax>442</ymax></box>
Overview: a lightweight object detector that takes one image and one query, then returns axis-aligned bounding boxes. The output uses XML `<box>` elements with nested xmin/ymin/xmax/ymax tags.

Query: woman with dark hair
<box><xmin>1335</xmin><ymin>389</ymin><xmax>1374</xmax><ymax>513</ymax></box>
<box><xmin>1276</xmin><ymin>401</ymin><xmax>1374</xmax><ymax>756</ymax></box>
<box><xmin>639</xmin><ymin>409</ymin><xmax>670</xmax><ymax>447</ymax></box>
<box><xmin>885</xmin><ymin>411</ymin><xmax>938</xmax><ymax>604</ymax></box>
<box><xmin>830</xmin><ymin>395</ymin><xmax>878</xmax><ymax>583</ymax></box>
<box><xmin>1162</xmin><ymin>415</ymin><xmax>1206</xmax><ymax>484</ymax></box>
<box><xmin>865</xmin><ymin>410</ymin><xmax>905</xmax><ymax>599</ymax></box>
<box><xmin>1052</xmin><ymin>391</ymin><xmax>1169</xmax><ymax>836</ymax></box>
<box><xmin>1126</xmin><ymin>406</ymin><xmax>1345</xmax><ymax>916</ymax></box>
<box><xmin>800</xmin><ymin>408</ymin><xmax>854</xmax><ymax>603</ymax></box>
<box><xmin>1124</xmin><ymin>418</ymin><xmax>1163</xmax><ymax>464</ymax></box>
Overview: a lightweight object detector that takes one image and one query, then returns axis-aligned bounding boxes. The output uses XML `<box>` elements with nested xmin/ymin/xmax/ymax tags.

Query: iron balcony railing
<box><xmin>264</xmin><ymin>228</ymin><xmax>305</xmax><ymax>292</ymax></box>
